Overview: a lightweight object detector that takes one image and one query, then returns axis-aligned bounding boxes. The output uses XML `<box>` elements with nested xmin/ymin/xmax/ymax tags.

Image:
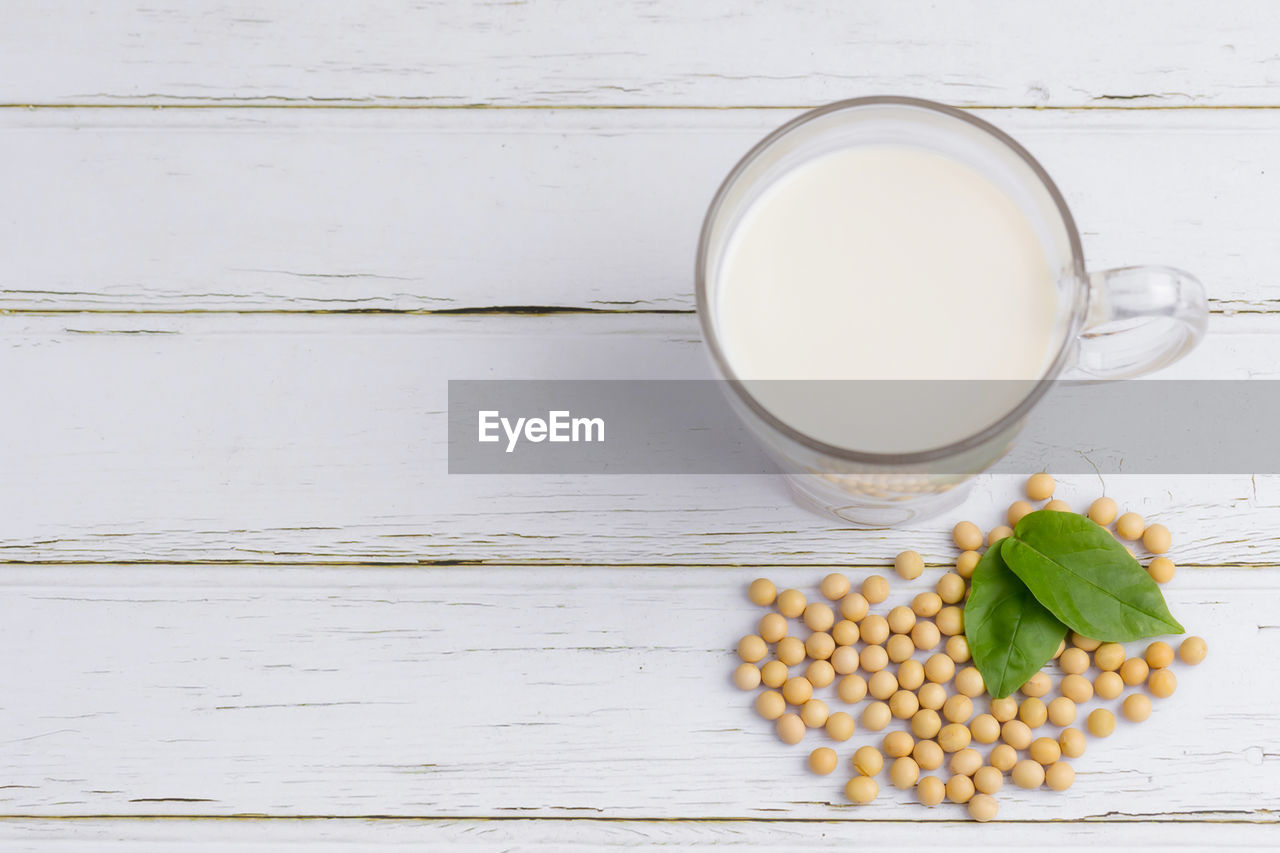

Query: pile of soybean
<box><xmin>732</xmin><ymin>474</ymin><xmax>1207</xmax><ymax>822</ymax></box>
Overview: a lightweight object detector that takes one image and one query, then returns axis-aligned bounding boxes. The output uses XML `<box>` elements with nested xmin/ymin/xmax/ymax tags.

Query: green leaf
<box><xmin>964</xmin><ymin>544</ymin><xmax>1069</xmax><ymax>699</ymax></box>
<box><xmin>1001</xmin><ymin>510</ymin><xmax>1184</xmax><ymax>642</ymax></box>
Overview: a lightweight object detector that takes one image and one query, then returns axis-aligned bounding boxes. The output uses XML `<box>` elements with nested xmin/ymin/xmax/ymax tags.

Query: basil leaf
<box><xmin>964</xmin><ymin>544</ymin><xmax>1068</xmax><ymax>699</ymax></box>
<box><xmin>1001</xmin><ymin>510</ymin><xmax>1184</xmax><ymax>642</ymax></box>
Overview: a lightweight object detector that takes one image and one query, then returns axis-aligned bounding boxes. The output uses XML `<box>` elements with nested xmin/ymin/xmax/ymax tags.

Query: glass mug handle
<box><xmin>1074</xmin><ymin>266</ymin><xmax>1208</xmax><ymax>379</ymax></box>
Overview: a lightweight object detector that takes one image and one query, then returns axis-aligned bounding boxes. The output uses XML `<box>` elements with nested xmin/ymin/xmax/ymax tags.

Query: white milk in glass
<box><xmin>716</xmin><ymin>145</ymin><xmax>1060</xmax><ymax>454</ymax></box>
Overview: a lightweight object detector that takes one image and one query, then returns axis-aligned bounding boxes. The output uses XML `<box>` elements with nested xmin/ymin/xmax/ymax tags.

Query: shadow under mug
<box><xmin>695</xmin><ymin>97</ymin><xmax>1208</xmax><ymax>527</ymax></box>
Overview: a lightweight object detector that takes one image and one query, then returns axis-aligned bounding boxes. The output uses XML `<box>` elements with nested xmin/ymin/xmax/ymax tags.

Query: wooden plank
<box><xmin>0</xmin><ymin>108</ymin><xmax>1276</xmax><ymax>314</ymax></box>
<box><xmin>3</xmin><ymin>1</ymin><xmax>1280</xmax><ymax>108</ymax></box>
<box><xmin>1</xmin><ymin>312</ymin><xmax>1277</xmax><ymax>566</ymax></box>
<box><xmin>0</xmin><ymin>818</ymin><xmax>1275</xmax><ymax>851</ymax></box>
<box><xmin>0</xmin><ymin>565</ymin><xmax>1270</xmax><ymax>820</ymax></box>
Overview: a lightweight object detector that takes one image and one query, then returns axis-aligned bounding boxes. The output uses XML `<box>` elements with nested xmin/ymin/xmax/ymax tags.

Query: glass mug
<box><xmin>695</xmin><ymin>97</ymin><xmax>1207</xmax><ymax>527</ymax></box>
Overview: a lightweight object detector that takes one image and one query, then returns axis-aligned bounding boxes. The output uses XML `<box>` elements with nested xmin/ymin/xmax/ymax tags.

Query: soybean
<box><xmin>1120</xmin><ymin>657</ymin><xmax>1149</xmax><ymax>686</ymax></box>
<box><xmin>860</xmin><ymin>644</ymin><xmax>889</xmax><ymax>673</ymax></box>
<box><xmin>820</xmin><ymin>572</ymin><xmax>850</xmax><ymax>600</ymax></box>
<box><xmin>917</xmin><ymin>775</ymin><xmax>945</xmax><ymax>806</ymax></box>
<box><xmin>897</xmin><ymin>659</ymin><xmax>926</xmax><ymax>691</ymax></box>
<box><xmin>888</xmin><ymin>606</ymin><xmax>917</xmax><ymax>634</ymax></box>
<box><xmin>950</xmin><ymin>747</ymin><xmax>983</xmax><ymax>777</ymax></box>
<box><xmin>890</xmin><ymin>756</ymin><xmax>921</xmax><ymax>789</ymax></box>
<box><xmin>913</xmin><ymin>739</ymin><xmax>945</xmax><ymax>770</ymax></box>
<box><xmin>973</xmin><ymin>766</ymin><xmax>1003</xmax><ymax>795</ymax></box>
<box><xmin>1029</xmin><ymin>736</ymin><xmax>1061</xmax><ymax>766</ymax></box>
<box><xmin>1088</xmin><ymin>497</ymin><xmax>1118</xmax><ymax>526</ymax></box>
<box><xmin>1143</xmin><ymin>523</ymin><xmax>1171</xmax><ymax>554</ymax></box>
<box><xmin>1047</xmin><ymin>696</ymin><xmax>1077</xmax><ymax>727</ymax></box>
<box><xmin>988</xmin><ymin>525</ymin><xmax>1013</xmax><ymax>546</ymax></box>
<box><xmin>1122</xmin><ymin>693</ymin><xmax>1152</xmax><ymax>722</ymax></box>
<box><xmin>733</xmin><ymin>662</ymin><xmax>761</xmax><ymax>690</ymax></box>
<box><xmin>1059</xmin><ymin>727</ymin><xmax>1086</xmax><ymax>758</ymax></box>
<box><xmin>990</xmin><ymin>696</ymin><xmax>1018</xmax><ymax>723</ymax></box>
<box><xmin>830</xmin><ymin>645</ymin><xmax>859</xmax><ymax>675</ymax></box>
<box><xmin>1149</xmin><ymin>668</ymin><xmax>1177</xmax><ymax>698</ymax></box>
<box><xmin>838</xmin><ymin>674</ymin><xmax>868</xmax><ymax>704</ymax></box>
<box><xmin>1012</xmin><ymin>758</ymin><xmax>1046</xmax><ymax>789</ymax></box>
<box><xmin>883</xmin><ymin>730</ymin><xmax>915</xmax><ymax>758</ymax></box>
<box><xmin>777</xmin><ymin>636</ymin><xmax>806</xmax><ymax>666</ymax></box>
<box><xmin>826</xmin><ymin>711</ymin><xmax>856</xmax><ymax>742</ymax></box>
<box><xmin>809</xmin><ymin>746</ymin><xmax>838</xmax><ymax>775</ymax></box>
<box><xmin>1021</xmin><ymin>671</ymin><xmax>1052</xmax><ymax>698</ymax></box>
<box><xmin>912</xmin><ymin>592</ymin><xmax>943</xmax><ymax>618</ymax></box>
<box><xmin>759</xmin><ymin>612</ymin><xmax>788</xmax><ymax>643</ymax></box>
<box><xmin>1001</xmin><ymin>720</ymin><xmax>1032</xmax><ymax>750</ymax></box>
<box><xmin>989</xmin><ymin>743</ymin><xmax>1018</xmax><ymax>773</ymax></box>
<box><xmin>1094</xmin><ymin>642</ymin><xmax>1125</xmax><ymax>671</ymax></box>
<box><xmin>845</xmin><ymin>775</ymin><xmax>878</xmax><ymax>804</ymax></box>
<box><xmin>953</xmin><ymin>521</ymin><xmax>983</xmax><ymax>551</ymax></box>
<box><xmin>1008</xmin><ymin>500</ymin><xmax>1034</xmax><ymax>526</ymax></box>
<box><xmin>1019</xmin><ymin>697</ymin><xmax>1048</xmax><ymax>728</ymax></box>
<box><xmin>911</xmin><ymin>708</ymin><xmax>943</xmax><ymax>739</ymax></box>
<box><xmin>805</xmin><ymin>631</ymin><xmax>836</xmax><ymax>661</ymax></box>
<box><xmin>782</xmin><ymin>676</ymin><xmax>813</xmax><ymax>706</ymax></box>
<box><xmin>890</xmin><ymin>689</ymin><xmax>921</xmax><ymax>720</ymax></box>
<box><xmin>937</xmin><ymin>573</ymin><xmax>966</xmax><ymax>605</ymax></box>
<box><xmin>801</xmin><ymin>698</ymin><xmax>830</xmax><ymax>728</ymax></box>
<box><xmin>943</xmin><ymin>694</ymin><xmax>973</xmax><ymax>724</ymax></box>
<box><xmin>803</xmin><ymin>602</ymin><xmax>835</xmax><ymax>632</ymax></box>
<box><xmin>925</xmin><ymin>653</ymin><xmax>956</xmax><ymax>684</ymax></box>
<box><xmin>806</xmin><ymin>659</ymin><xmax>836</xmax><ymax>689</ymax></box>
<box><xmin>946</xmin><ymin>773</ymin><xmax>976</xmax><ymax>804</ymax></box>
<box><xmin>860</xmin><ymin>614</ymin><xmax>890</xmax><ymax>646</ymax></box>
<box><xmin>776</xmin><ymin>588</ymin><xmax>806</xmax><ymax>618</ymax></box>
<box><xmin>1087</xmin><ymin>708</ymin><xmax>1116</xmax><ymax>737</ymax></box>
<box><xmin>840</xmin><ymin>592</ymin><xmax>870</xmax><ymax>622</ymax></box>
<box><xmin>776</xmin><ymin>713</ymin><xmax>805</xmax><ymax>744</ymax></box>
<box><xmin>832</xmin><ymin>619</ymin><xmax>860</xmax><ymax>646</ymax></box>
<box><xmin>894</xmin><ymin>550</ymin><xmax>924</xmax><ymax>580</ymax></box>
<box><xmin>956</xmin><ymin>550</ymin><xmax>980</xmax><ymax>579</ymax></box>
<box><xmin>917</xmin><ymin>682</ymin><xmax>947</xmax><ymax>711</ymax></box>
<box><xmin>955</xmin><ymin>667</ymin><xmax>985</xmax><ymax>697</ymax></box>
<box><xmin>1060</xmin><ymin>674</ymin><xmax>1093</xmax><ymax>703</ymax></box>
<box><xmin>1115</xmin><ymin>512</ymin><xmax>1145</xmax><ymax>540</ymax></box>
<box><xmin>887</xmin><ymin>634</ymin><xmax>916</xmax><ymax>664</ymax></box>
<box><xmin>862</xmin><ymin>701</ymin><xmax>892</xmax><ymax>731</ymax></box>
<box><xmin>1095</xmin><ymin>671</ymin><xmax>1124</xmax><ymax>700</ymax></box>
<box><xmin>737</xmin><ymin>635</ymin><xmax>767</xmax><ymax>663</ymax></box>
<box><xmin>970</xmin><ymin>713</ymin><xmax>1000</xmax><ymax>744</ymax></box>
<box><xmin>868</xmin><ymin>670</ymin><xmax>898</xmax><ymax>701</ymax></box>
<box><xmin>945</xmin><ymin>635</ymin><xmax>972</xmax><ymax>663</ymax></box>
<box><xmin>1026</xmin><ymin>472</ymin><xmax>1055</xmax><ymax>500</ymax></box>
<box><xmin>756</xmin><ymin>690</ymin><xmax>785</xmax><ymax>720</ymax></box>
<box><xmin>1045</xmin><ymin>761</ymin><xmax>1075</xmax><ymax>791</ymax></box>
<box><xmin>969</xmin><ymin>793</ymin><xmax>999</xmax><ymax>822</ymax></box>
<box><xmin>1179</xmin><ymin>636</ymin><xmax>1208</xmax><ymax>665</ymax></box>
<box><xmin>938</xmin><ymin>723</ymin><xmax>972</xmax><ymax>753</ymax></box>
<box><xmin>862</xmin><ymin>574</ymin><xmax>890</xmax><ymax>604</ymax></box>
<box><xmin>1059</xmin><ymin>647</ymin><xmax>1090</xmax><ymax>675</ymax></box>
<box><xmin>761</xmin><ymin>659</ymin><xmax>788</xmax><ymax>688</ymax></box>
<box><xmin>852</xmin><ymin>745</ymin><xmax>883</xmax><ymax>776</ymax></box>
<box><xmin>936</xmin><ymin>606</ymin><xmax>964</xmax><ymax>636</ymax></box>
<box><xmin>1148</xmin><ymin>556</ymin><xmax>1176</xmax><ymax>584</ymax></box>
<box><xmin>748</xmin><ymin>578</ymin><xmax>777</xmax><ymax>606</ymax></box>
<box><xmin>911</xmin><ymin>620</ymin><xmax>942</xmax><ymax>651</ymax></box>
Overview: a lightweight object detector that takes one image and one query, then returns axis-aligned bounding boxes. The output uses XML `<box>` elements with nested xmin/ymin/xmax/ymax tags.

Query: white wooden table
<box><xmin>1</xmin><ymin>3</ymin><xmax>1278</xmax><ymax>849</ymax></box>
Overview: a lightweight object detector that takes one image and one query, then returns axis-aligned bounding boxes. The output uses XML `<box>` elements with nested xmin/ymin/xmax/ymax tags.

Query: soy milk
<box><xmin>715</xmin><ymin>145</ymin><xmax>1060</xmax><ymax>453</ymax></box>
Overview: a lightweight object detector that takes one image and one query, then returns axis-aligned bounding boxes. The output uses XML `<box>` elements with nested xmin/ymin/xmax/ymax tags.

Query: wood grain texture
<box><xmin>0</xmin><ymin>818</ymin><xmax>1275</xmax><ymax>851</ymax></box>
<box><xmin>1</xmin><ymin>312</ymin><xmax>1277</xmax><ymax>566</ymax></box>
<box><xmin>0</xmin><ymin>565</ymin><xmax>1272</xmax><ymax>821</ymax></box>
<box><xmin>0</xmin><ymin>108</ymin><xmax>1276</xmax><ymax>314</ymax></box>
<box><xmin>2</xmin><ymin>1</ymin><xmax>1280</xmax><ymax>108</ymax></box>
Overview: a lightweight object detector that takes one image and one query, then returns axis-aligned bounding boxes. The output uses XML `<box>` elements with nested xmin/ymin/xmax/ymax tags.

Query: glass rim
<box><xmin>694</xmin><ymin>95</ymin><xmax>1090</xmax><ymax>467</ymax></box>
